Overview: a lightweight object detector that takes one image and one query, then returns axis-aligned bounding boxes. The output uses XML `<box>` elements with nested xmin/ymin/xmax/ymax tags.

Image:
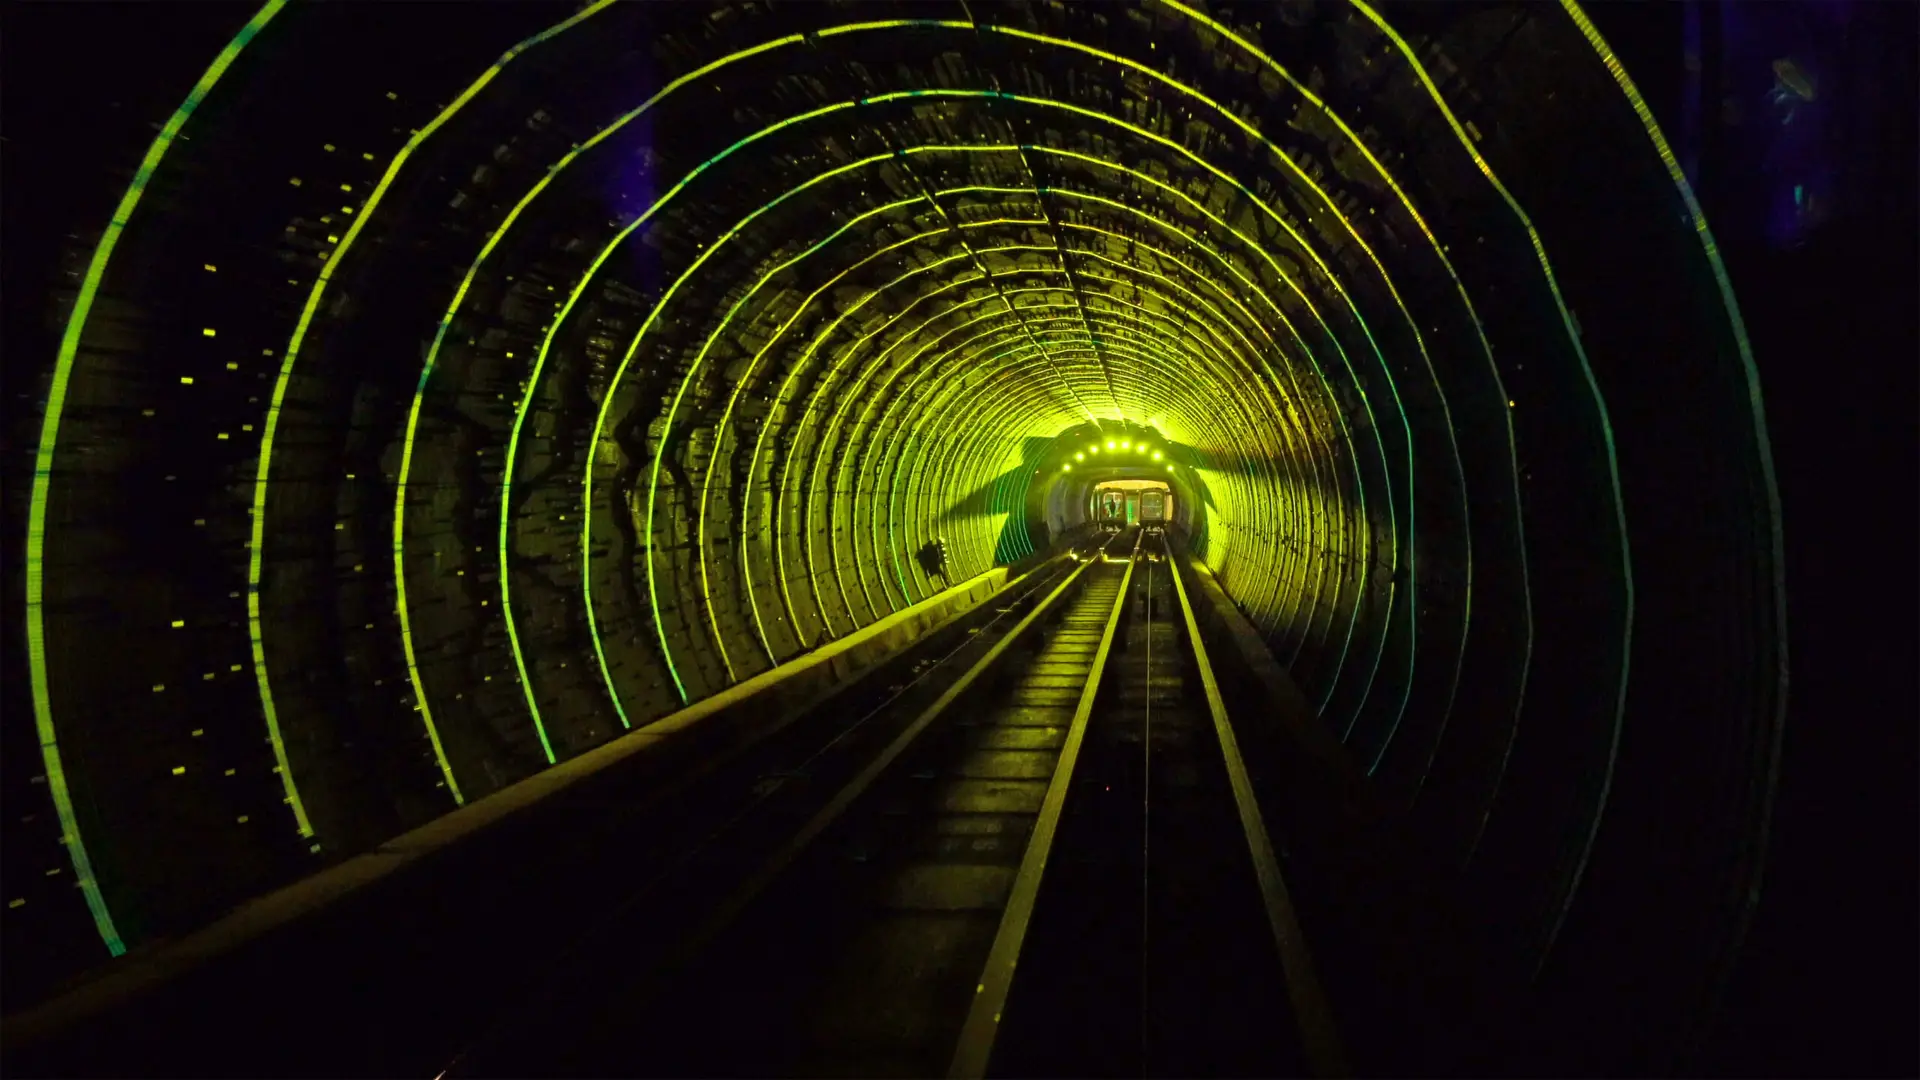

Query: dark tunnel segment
<box><xmin>6</xmin><ymin>1</ymin><xmax>1785</xmax><ymax>1072</ymax></box>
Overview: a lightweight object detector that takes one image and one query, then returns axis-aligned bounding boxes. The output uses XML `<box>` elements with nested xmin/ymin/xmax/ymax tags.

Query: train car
<box><xmin>1090</xmin><ymin>483</ymin><xmax>1169</xmax><ymax>531</ymax></box>
<box><xmin>1140</xmin><ymin>488</ymin><xmax>1167</xmax><ymax>524</ymax></box>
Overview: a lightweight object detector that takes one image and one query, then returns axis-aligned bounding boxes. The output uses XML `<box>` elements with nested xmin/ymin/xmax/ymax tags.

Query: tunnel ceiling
<box><xmin>9</xmin><ymin>0</ymin><xmax>1785</xmax><ymax>1050</ymax></box>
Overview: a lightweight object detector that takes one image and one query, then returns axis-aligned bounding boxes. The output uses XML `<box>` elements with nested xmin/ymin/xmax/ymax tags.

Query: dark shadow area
<box><xmin>1584</xmin><ymin>3</ymin><xmax>1919</xmax><ymax>1074</ymax></box>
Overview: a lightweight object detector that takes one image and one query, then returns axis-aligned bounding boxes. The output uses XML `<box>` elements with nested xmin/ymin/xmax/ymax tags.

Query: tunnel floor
<box><xmin>451</xmin><ymin>528</ymin><xmax>1316</xmax><ymax>1078</ymax></box>
<box><xmin>4</xmin><ymin>531</ymin><xmax>1349</xmax><ymax>1079</ymax></box>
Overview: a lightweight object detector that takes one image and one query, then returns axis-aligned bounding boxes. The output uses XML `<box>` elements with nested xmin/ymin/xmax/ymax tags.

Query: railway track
<box><xmin>447</xmin><ymin>526</ymin><xmax>1340</xmax><ymax>1079</ymax></box>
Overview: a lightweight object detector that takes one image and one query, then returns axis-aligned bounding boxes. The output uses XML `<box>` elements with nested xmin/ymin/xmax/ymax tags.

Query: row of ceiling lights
<box><xmin>1061</xmin><ymin>438</ymin><xmax>1172</xmax><ymax>473</ymax></box>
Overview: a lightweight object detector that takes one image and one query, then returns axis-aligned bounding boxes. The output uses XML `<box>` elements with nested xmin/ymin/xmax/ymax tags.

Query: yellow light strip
<box><xmin>404</xmin><ymin>21</ymin><xmax>1410</xmax><ymax>750</ymax></box>
<box><xmin>880</xmin><ymin>327</ymin><xmax>1251</xmax><ymax>590</ymax></box>
<box><xmin>592</xmin><ymin>151</ymin><xmax>901</xmax><ymax>693</ymax></box>
<box><xmin>546</xmin><ymin>88</ymin><xmax>1401</xmax><ymax>731</ymax></box>
<box><xmin>665</xmin><ymin>194</ymin><xmax>929</xmax><ymax>679</ymax></box>
<box><xmin>392</xmin><ymin>30</ymin><xmax>824</xmax><ymax>770</ymax></box>
<box><xmin>1155</xmin><ymin>0</ymin><xmax>1526</xmax><ymax>772</ymax></box>
<box><xmin>725</xmin><ymin>156</ymin><xmax>1359</xmax><ymax>664</ymax></box>
<box><xmin>830</xmin><ymin>222</ymin><xmax>1341</xmax><ymax>674</ymax></box>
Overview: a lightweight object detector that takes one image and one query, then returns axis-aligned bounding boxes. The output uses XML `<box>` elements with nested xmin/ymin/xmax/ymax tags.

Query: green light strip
<box><xmin>905</xmin><ymin>363</ymin><xmax>1092</xmax><ymax>579</ymax></box>
<box><xmin>865</xmin><ymin>230</ymin><xmax>1340</xmax><ymax>661</ymax></box>
<box><xmin>807</xmin><ymin>271</ymin><xmax>1204</xmax><ymax>618</ymax></box>
<box><xmin>571</xmin><ymin>89</ymin><xmax>1399</xmax><ymax>725</ymax></box>
<box><xmin>977</xmin><ymin>383</ymin><xmax>1226</xmax><ymax>572</ymax></box>
<box><xmin>976</xmin><ymin>17</ymin><xmax>1450</xmax><ymax>733</ymax></box>
<box><xmin>918</xmin><ymin>390</ymin><xmax>1060</xmax><ymax>577</ymax></box>
<box><xmin>802</xmin><ymin>307</ymin><xmax>1159</xmax><ymax>622</ymax></box>
<box><xmin>789</xmin><ymin>246</ymin><xmax>1066</xmax><ymax>636</ymax></box>
<box><xmin>899</xmin><ymin>155</ymin><xmax>1108</xmax><ymax>424</ymax></box>
<box><xmin>569</xmin><ymin>108</ymin><xmax>1131</xmax><ymax>710</ymax></box>
<box><xmin>747</xmin><ymin>247</ymin><xmax>1055</xmax><ymax>645</ymax></box>
<box><xmin>905</xmin><ymin>90</ymin><xmax>1412</xmax><ymax>707</ymax></box>
<box><xmin>1560</xmin><ymin>0</ymin><xmax>1786</xmax><ymax>1008</ymax></box>
<box><xmin>1012</xmin><ymin>140</ymin><xmax>1126</xmax><ymax>426</ymax></box>
<box><xmin>568</xmin><ymin>103</ymin><xmax>858</xmax><ymax>713</ymax></box>
<box><xmin>831</xmin><ymin>314</ymin><xmax>1096</xmax><ymax>614</ymax></box>
<box><xmin>879</xmin><ymin>336</ymin><xmax>1267</xmax><ymax>614</ymax></box>
<box><xmin>494</xmin><ymin>50</ymin><xmax>826</xmax><ymax>736</ymax></box>
<box><xmin>976</xmin><ymin>17</ymin><xmax>1458</xmax><ymax>731</ymax></box>
<box><xmin>25</xmin><ymin>0</ymin><xmax>288</xmax><ymax>957</ymax></box>
<box><xmin>879</xmin><ymin>328</ymin><xmax>1250</xmax><ymax>590</ymax></box>
<box><xmin>856</xmin><ymin>304</ymin><xmax>1099</xmax><ymax>604</ymax></box>
<box><xmin>485</xmin><ymin>33</ymin><xmax>1412</xmax><ymax>744</ymax></box>
<box><xmin>672</xmin><ymin>194</ymin><xmax>932</xmax><ymax>680</ymax></box>
<box><xmin>1065</xmin><ymin>257</ymin><xmax>1314</xmax><ymax>626</ymax></box>
<box><xmin>1351</xmin><ymin>0</ymin><xmax>1634</xmax><ymax>954</ymax></box>
<box><xmin>833</xmin><ymin>208</ymin><xmax>1328</xmax><ymax>622</ymax></box>
<box><xmin>700</xmin><ymin>215</ymin><xmax>983</xmax><ymax>668</ymax></box>
<box><xmin>842</xmin><ymin>289</ymin><xmax>1279</xmax><ymax>615</ymax></box>
<box><xmin>867</xmin><ymin>332</ymin><xmax>1082</xmax><ymax>599</ymax></box>
<box><xmin>603</xmin><ymin>151</ymin><xmax>901</xmax><ymax>694</ymax></box>
<box><xmin>768</xmin><ymin>264</ymin><xmax>1020</xmax><ymax>640</ymax></box>
<box><xmin>1558</xmin><ymin>1</ymin><xmax>1773</xmax><ymax>489</ymax></box>
<box><xmin>396</xmin><ymin>14</ymin><xmax>1444</xmax><ymax>765</ymax></box>
<box><xmin>262</xmin><ymin>1</ymin><xmax>615</xmax><ymax>799</ymax></box>
<box><xmin>748</xmin><ymin>164</ymin><xmax>1360</xmax><ymax>673</ymax></box>
<box><xmin>457</xmin><ymin>25</ymin><xmax>1001</xmax><ymax>711</ymax></box>
<box><xmin>567</xmin><ymin>56</ymin><xmax>1028</xmax><ymax>713</ymax></box>
<box><xmin>913</xmin><ymin>335</ymin><xmax>1244</xmax><ymax>487</ymax></box>
<box><xmin>821</xmin><ymin>48</ymin><xmax>1351</xmax><ymax>588</ymax></box>
<box><xmin>491</xmin><ymin>95</ymin><xmax>869</xmax><ymax>732</ymax></box>
<box><xmin>808</xmin><ymin>289</ymin><xmax>1074</xmax><ymax>619</ymax></box>
<box><xmin>1005</xmin><ymin>156</ymin><xmax>1379</xmax><ymax>685</ymax></box>
<box><xmin>827</xmin><ymin>197</ymin><xmax>1327</xmax><ymax>623</ymax></box>
<box><xmin>394</xmin><ymin>29</ymin><xmax>835</xmax><ymax>771</ymax></box>
<box><xmin>883</xmin><ymin>305</ymin><xmax>1288</xmax><ymax>530</ymax></box>
<box><xmin>1154</xmin><ymin>0</ymin><xmax>1524</xmax><ymax>782</ymax></box>
<box><xmin>1066</xmin><ymin>230</ymin><xmax>1329</xmax><ymax>633</ymax></box>
<box><xmin>906</xmin><ymin>376</ymin><xmax>1084</xmax><ymax>577</ymax></box>
<box><xmin>435</xmin><ymin>24</ymin><xmax>1402</xmax><ymax>742</ymax></box>
<box><xmin>925</xmin><ymin>340</ymin><xmax>1228</xmax><ymax>499</ymax></box>
<box><xmin>1098</xmin><ymin>0</ymin><xmax>1437</xmax><ymax>741</ymax></box>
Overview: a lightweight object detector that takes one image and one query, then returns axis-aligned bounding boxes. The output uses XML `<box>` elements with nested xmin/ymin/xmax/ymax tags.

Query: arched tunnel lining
<box><xmin>9</xmin><ymin>1</ymin><xmax>1785</xmax><ymax>1071</ymax></box>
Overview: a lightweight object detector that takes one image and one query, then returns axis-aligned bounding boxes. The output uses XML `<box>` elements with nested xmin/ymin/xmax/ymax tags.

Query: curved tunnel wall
<box><xmin>6</xmin><ymin>1</ymin><xmax>1785</xmax><ymax>1068</ymax></box>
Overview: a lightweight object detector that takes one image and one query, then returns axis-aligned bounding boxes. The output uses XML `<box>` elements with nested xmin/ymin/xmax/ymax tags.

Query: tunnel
<box><xmin>0</xmin><ymin>0</ymin><xmax>1826</xmax><ymax>1076</ymax></box>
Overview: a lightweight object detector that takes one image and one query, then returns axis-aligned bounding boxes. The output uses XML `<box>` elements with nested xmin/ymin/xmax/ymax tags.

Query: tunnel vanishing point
<box><xmin>5</xmin><ymin>2</ymin><xmax>1786</xmax><ymax>1076</ymax></box>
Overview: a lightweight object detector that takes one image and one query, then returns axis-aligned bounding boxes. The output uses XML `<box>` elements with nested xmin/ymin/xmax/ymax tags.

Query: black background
<box><xmin>1581</xmin><ymin>4</ymin><xmax>1917</xmax><ymax>1076</ymax></box>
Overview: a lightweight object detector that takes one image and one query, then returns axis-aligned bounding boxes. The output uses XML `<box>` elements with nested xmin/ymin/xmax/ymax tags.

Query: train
<box><xmin>1093</xmin><ymin>484</ymin><xmax>1170</xmax><ymax>527</ymax></box>
<box><xmin>1140</xmin><ymin>488</ymin><xmax>1166</xmax><ymax>524</ymax></box>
